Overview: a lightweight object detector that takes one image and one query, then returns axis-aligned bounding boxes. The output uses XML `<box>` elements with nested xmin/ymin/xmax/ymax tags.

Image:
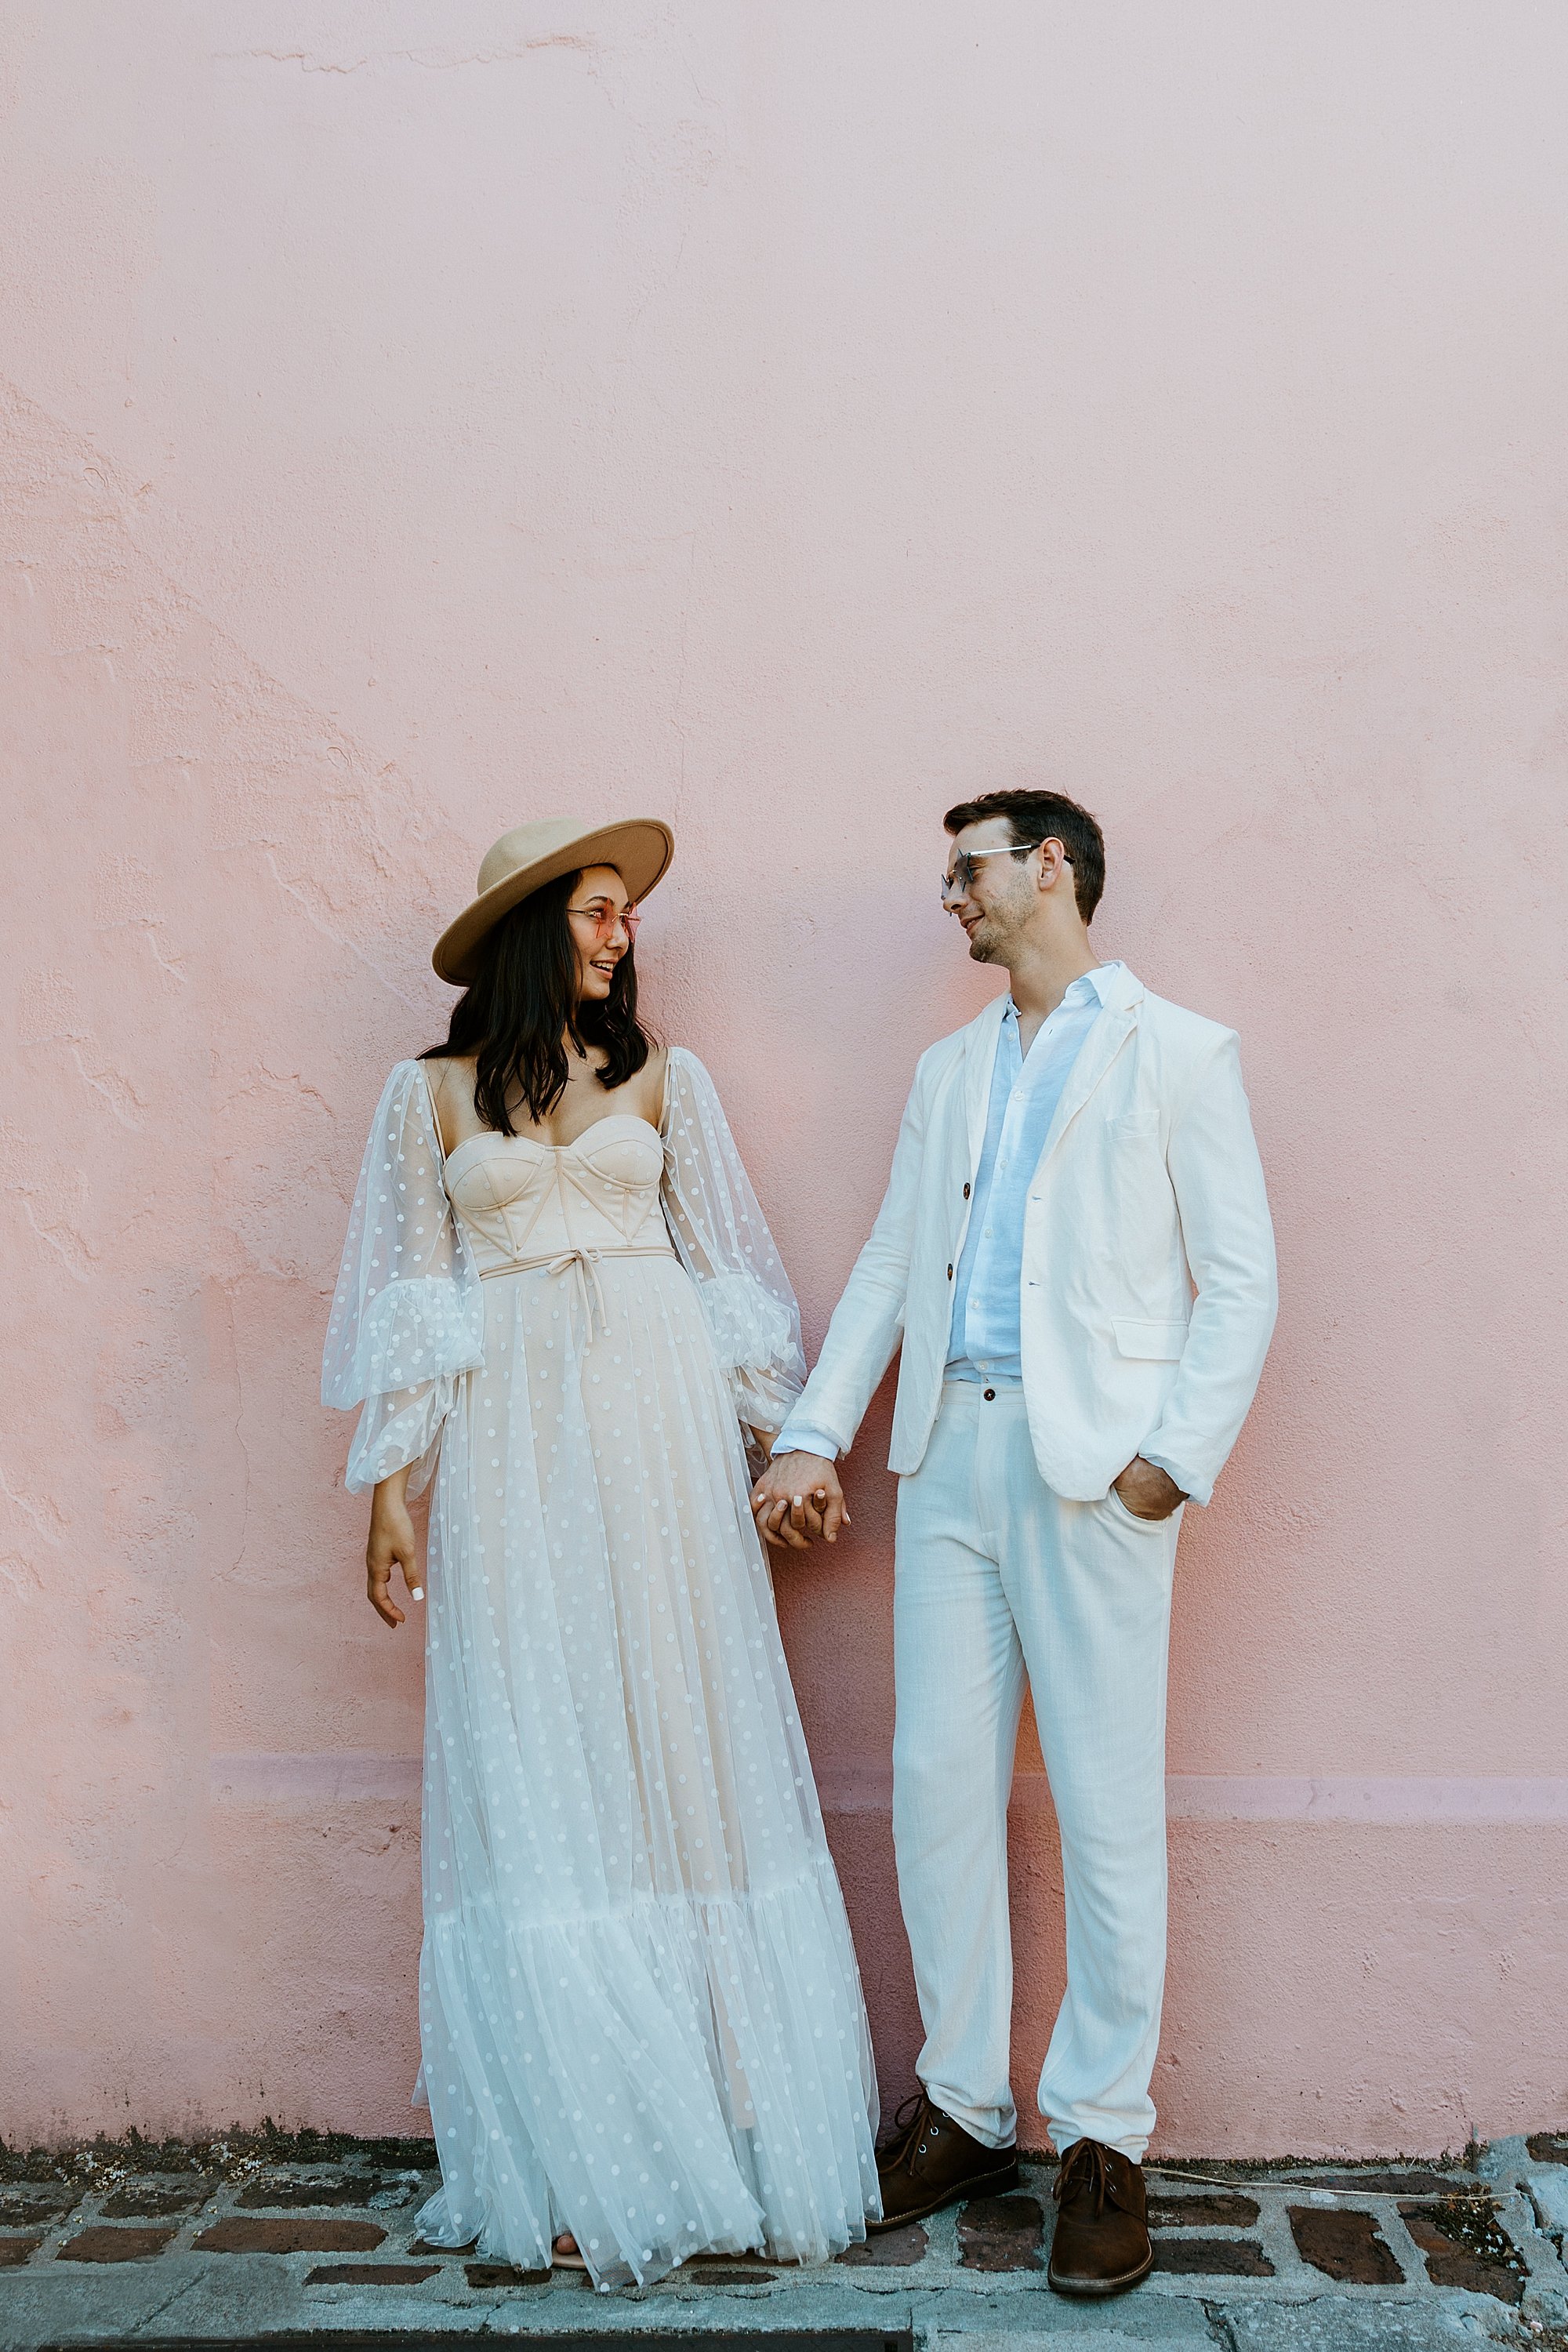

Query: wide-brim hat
<box><xmin>433</xmin><ymin>815</ymin><xmax>674</xmax><ymax>985</ymax></box>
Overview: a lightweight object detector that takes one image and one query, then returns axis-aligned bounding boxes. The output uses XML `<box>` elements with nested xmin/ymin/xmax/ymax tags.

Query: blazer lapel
<box><xmin>1033</xmin><ymin>965</ymin><xmax>1145</xmax><ymax>1171</ymax></box>
<box><xmin>960</xmin><ymin>994</ymin><xmax>1008</xmax><ymax>1180</ymax></box>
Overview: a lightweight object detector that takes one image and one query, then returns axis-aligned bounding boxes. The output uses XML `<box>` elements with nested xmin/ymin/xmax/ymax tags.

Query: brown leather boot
<box><xmin>1047</xmin><ymin>2137</ymin><xmax>1152</xmax><ymax>2296</ymax></box>
<box><xmin>869</xmin><ymin>2091</ymin><xmax>1019</xmax><ymax>2231</ymax></box>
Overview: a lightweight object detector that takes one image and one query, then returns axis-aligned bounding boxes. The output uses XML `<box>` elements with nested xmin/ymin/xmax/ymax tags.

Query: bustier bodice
<box><xmin>442</xmin><ymin>1114</ymin><xmax>673</xmax><ymax>1279</ymax></box>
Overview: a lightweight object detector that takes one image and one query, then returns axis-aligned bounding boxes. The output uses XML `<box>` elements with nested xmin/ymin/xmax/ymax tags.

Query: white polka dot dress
<box><xmin>322</xmin><ymin>1052</ymin><xmax>880</xmax><ymax>2287</ymax></box>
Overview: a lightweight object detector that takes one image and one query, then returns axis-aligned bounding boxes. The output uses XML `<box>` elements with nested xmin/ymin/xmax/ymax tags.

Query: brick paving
<box><xmin>0</xmin><ymin>2131</ymin><xmax>1563</xmax><ymax>2347</ymax></box>
<box><xmin>953</xmin><ymin>2195</ymin><xmax>1044</xmax><ymax>2272</ymax></box>
<box><xmin>1287</xmin><ymin>2204</ymin><xmax>1403</xmax><ymax>2285</ymax></box>
<box><xmin>54</xmin><ymin>2225</ymin><xmax>180</xmax><ymax>2264</ymax></box>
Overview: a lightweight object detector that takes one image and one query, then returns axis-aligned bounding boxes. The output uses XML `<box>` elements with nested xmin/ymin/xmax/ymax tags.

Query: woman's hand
<box><xmin>750</xmin><ymin>1450</ymin><xmax>849</xmax><ymax>1549</ymax></box>
<box><xmin>367</xmin><ymin>1471</ymin><xmax>422</xmax><ymax>1627</ymax></box>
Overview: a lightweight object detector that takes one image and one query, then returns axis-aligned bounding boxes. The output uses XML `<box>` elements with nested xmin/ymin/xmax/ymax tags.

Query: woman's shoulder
<box><xmin>376</xmin><ymin>1054</ymin><xmax>449</xmax><ymax>1105</ymax></box>
<box><xmin>413</xmin><ymin>1055</ymin><xmax>479</xmax><ymax>1156</ymax></box>
<box><xmin>659</xmin><ymin>1043</ymin><xmax>719</xmax><ymax>1098</ymax></box>
<box><xmin>659</xmin><ymin>1046</ymin><xmax>735</xmax><ymax>1134</ymax></box>
<box><xmin>361</xmin><ymin>1058</ymin><xmax>466</xmax><ymax>1156</ymax></box>
<box><xmin>641</xmin><ymin>1040</ymin><xmax>672</xmax><ymax>1126</ymax></box>
<box><xmin>369</xmin><ymin>1055</ymin><xmax>426</xmax><ymax>1098</ymax></box>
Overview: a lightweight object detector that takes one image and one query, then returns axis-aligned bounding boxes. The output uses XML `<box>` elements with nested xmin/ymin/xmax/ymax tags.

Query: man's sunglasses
<box><xmin>941</xmin><ymin>842</ymin><xmax>1069</xmax><ymax>904</ymax></box>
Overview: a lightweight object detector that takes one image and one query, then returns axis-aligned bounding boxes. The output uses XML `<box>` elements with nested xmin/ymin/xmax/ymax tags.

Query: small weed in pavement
<box><xmin>0</xmin><ymin>2122</ymin><xmax>437</xmax><ymax>2190</ymax></box>
<box><xmin>1422</xmin><ymin>2191</ymin><xmax>1527</xmax><ymax>2280</ymax></box>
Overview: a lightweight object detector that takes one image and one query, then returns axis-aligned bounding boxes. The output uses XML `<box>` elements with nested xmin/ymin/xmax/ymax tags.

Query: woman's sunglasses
<box><xmin>568</xmin><ymin>899</ymin><xmax>641</xmax><ymax>943</ymax></box>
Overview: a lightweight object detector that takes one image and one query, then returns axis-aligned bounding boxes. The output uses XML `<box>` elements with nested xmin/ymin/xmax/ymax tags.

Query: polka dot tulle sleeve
<box><xmin>659</xmin><ymin>1047</ymin><xmax>807</xmax><ymax>1438</ymax></box>
<box><xmin>321</xmin><ymin>1061</ymin><xmax>485</xmax><ymax>1494</ymax></box>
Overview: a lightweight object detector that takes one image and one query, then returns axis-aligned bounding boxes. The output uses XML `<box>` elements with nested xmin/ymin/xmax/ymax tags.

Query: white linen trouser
<box><xmin>892</xmin><ymin>1382</ymin><xmax>1179</xmax><ymax>2161</ymax></box>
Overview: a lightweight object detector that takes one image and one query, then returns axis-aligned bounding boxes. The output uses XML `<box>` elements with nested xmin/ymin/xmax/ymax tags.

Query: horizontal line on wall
<box><xmin>209</xmin><ymin>1754</ymin><xmax>1568</xmax><ymax>1825</ymax></box>
<box><xmin>826</xmin><ymin>1770</ymin><xmax>1568</xmax><ymax>1824</ymax></box>
<box><xmin>212</xmin><ymin>1751</ymin><xmax>422</xmax><ymax>1805</ymax></box>
<box><xmin>1166</xmin><ymin>1777</ymin><xmax>1568</xmax><ymax>1825</ymax></box>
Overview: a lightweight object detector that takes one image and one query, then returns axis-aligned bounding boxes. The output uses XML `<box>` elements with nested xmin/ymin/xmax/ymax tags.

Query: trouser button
<box><xmin>983</xmin><ymin>1388</ymin><xmax>996</xmax><ymax>1401</ymax></box>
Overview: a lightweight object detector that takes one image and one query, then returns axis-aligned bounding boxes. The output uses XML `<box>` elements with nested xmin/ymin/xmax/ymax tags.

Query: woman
<box><xmin>322</xmin><ymin>817</ymin><xmax>879</xmax><ymax>2288</ymax></box>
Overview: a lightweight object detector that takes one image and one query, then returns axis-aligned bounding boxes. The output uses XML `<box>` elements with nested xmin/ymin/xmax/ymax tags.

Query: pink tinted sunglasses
<box><xmin>568</xmin><ymin>898</ymin><xmax>641</xmax><ymax>944</ymax></box>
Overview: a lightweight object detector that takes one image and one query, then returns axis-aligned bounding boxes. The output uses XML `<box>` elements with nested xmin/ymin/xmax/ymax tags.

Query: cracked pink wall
<box><xmin>2</xmin><ymin>3</ymin><xmax>1566</xmax><ymax>2155</ymax></box>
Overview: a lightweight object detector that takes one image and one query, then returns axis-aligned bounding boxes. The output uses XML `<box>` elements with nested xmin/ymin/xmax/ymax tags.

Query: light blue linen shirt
<box><xmin>944</xmin><ymin>965</ymin><xmax>1112</xmax><ymax>1387</ymax></box>
<box><xmin>777</xmin><ymin>964</ymin><xmax>1117</xmax><ymax>1461</ymax></box>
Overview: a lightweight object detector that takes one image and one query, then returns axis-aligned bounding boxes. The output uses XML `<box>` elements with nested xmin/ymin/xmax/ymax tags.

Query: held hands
<box><xmin>1112</xmin><ymin>1456</ymin><xmax>1187</xmax><ymax>1522</ymax></box>
<box><xmin>750</xmin><ymin>1451</ymin><xmax>851</xmax><ymax>1550</ymax></box>
<box><xmin>367</xmin><ymin>1471</ymin><xmax>423</xmax><ymax>1626</ymax></box>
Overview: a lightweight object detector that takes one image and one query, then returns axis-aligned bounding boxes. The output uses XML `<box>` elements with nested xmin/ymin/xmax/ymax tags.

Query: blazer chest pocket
<box><xmin>1112</xmin><ymin>1316</ymin><xmax>1188</xmax><ymax>1361</ymax></box>
<box><xmin>1110</xmin><ymin>1109</ymin><xmax>1160</xmax><ymax>1137</ymax></box>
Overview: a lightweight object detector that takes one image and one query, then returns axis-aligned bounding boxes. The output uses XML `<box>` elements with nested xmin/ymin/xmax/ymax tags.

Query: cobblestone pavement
<box><xmin>2</xmin><ymin>2132</ymin><xmax>1566</xmax><ymax>2350</ymax></box>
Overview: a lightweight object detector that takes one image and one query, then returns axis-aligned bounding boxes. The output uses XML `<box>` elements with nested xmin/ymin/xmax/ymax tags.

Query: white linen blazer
<box><xmin>789</xmin><ymin>964</ymin><xmax>1277</xmax><ymax>1504</ymax></box>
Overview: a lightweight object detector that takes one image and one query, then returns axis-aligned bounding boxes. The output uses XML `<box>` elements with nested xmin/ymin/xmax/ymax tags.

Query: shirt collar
<box><xmin>1003</xmin><ymin>960</ymin><xmax>1121</xmax><ymax>1025</ymax></box>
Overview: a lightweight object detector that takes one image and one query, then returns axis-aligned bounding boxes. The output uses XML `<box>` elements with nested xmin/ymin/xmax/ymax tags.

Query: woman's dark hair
<box><xmin>422</xmin><ymin>869</ymin><xmax>652</xmax><ymax>1133</ymax></box>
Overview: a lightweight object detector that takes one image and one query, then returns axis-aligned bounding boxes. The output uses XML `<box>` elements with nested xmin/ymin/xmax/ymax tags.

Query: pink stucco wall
<box><xmin>3</xmin><ymin>3</ymin><xmax>1565</xmax><ymax>2156</ymax></box>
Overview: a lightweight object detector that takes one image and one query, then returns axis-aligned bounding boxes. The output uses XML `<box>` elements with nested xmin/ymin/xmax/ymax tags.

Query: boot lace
<box><xmin>879</xmin><ymin>2091</ymin><xmax>930</xmax><ymax>2173</ymax></box>
<box><xmin>1054</xmin><ymin>2136</ymin><xmax>1112</xmax><ymax>2218</ymax></box>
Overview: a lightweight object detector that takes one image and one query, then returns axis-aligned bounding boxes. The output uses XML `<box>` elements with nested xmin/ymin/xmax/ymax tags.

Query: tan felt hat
<box><xmin>433</xmin><ymin>815</ymin><xmax>675</xmax><ymax>985</ymax></box>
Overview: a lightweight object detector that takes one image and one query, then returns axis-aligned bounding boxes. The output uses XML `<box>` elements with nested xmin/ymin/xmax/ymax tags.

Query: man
<box><xmin>751</xmin><ymin>791</ymin><xmax>1276</xmax><ymax>2299</ymax></box>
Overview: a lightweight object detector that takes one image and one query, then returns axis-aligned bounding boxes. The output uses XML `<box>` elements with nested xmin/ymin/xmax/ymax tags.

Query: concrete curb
<box><xmin>2</xmin><ymin>2145</ymin><xmax>1563</xmax><ymax>2350</ymax></box>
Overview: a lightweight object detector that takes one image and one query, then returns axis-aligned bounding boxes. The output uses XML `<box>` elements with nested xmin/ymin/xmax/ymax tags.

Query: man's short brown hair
<box><xmin>942</xmin><ymin>788</ymin><xmax>1105</xmax><ymax>924</ymax></box>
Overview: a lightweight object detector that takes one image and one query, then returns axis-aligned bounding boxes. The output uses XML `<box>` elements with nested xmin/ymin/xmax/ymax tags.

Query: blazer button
<box><xmin>963</xmin><ymin>1183</ymin><xmax>971</xmax><ymax>1199</ymax></box>
<box><xmin>946</xmin><ymin>1264</ymin><xmax>953</xmax><ymax>1280</ymax></box>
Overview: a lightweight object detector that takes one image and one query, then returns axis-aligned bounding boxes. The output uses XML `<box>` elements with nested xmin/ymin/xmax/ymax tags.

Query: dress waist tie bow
<box><xmin>479</xmin><ymin>1242</ymin><xmax>673</xmax><ymax>1338</ymax></box>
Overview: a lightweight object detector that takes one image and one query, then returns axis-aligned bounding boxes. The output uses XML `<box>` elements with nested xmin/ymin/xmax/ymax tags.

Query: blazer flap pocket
<box><xmin>1112</xmin><ymin>1316</ymin><xmax>1188</xmax><ymax>1361</ymax></box>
